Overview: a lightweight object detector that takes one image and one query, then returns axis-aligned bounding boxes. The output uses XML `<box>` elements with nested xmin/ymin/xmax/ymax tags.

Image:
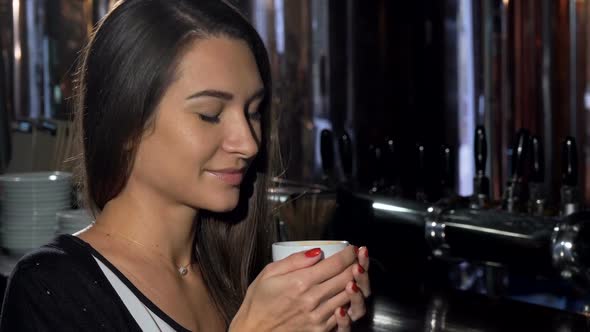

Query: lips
<box><xmin>207</xmin><ymin>168</ymin><xmax>246</xmax><ymax>186</ymax></box>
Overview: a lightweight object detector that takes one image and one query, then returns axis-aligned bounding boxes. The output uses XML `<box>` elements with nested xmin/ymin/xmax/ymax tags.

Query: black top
<box><xmin>0</xmin><ymin>234</ymin><xmax>191</xmax><ymax>332</ymax></box>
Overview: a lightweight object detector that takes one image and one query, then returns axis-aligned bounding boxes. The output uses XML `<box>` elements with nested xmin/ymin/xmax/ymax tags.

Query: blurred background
<box><xmin>3</xmin><ymin>0</ymin><xmax>590</xmax><ymax>331</ymax></box>
<box><xmin>2</xmin><ymin>0</ymin><xmax>589</xmax><ymax>201</ymax></box>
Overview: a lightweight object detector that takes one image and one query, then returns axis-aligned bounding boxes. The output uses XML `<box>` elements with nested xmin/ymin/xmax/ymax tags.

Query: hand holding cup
<box><xmin>230</xmin><ymin>241</ymin><xmax>370</xmax><ymax>331</ymax></box>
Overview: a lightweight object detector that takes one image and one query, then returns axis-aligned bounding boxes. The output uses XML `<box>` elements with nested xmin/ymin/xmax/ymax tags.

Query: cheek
<box><xmin>173</xmin><ymin>121</ymin><xmax>219</xmax><ymax>166</ymax></box>
<box><xmin>144</xmin><ymin>122</ymin><xmax>217</xmax><ymax>187</ymax></box>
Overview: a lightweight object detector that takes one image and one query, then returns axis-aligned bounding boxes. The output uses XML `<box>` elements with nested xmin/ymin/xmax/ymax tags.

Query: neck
<box><xmin>94</xmin><ymin>179</ymin><xmax>198</xmax><ymax>268</ymax></box>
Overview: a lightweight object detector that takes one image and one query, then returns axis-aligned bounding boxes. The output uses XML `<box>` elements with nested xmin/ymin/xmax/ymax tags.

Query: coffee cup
<box><xmin>272</xmin><ymin>240</ymin><xmax>349</xmax><ymax>261</ymax></box>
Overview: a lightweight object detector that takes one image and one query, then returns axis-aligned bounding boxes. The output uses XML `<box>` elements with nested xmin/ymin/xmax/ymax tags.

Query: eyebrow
<box><xmin>246</xmin><ymin>88</ymin><xmax>266</xmax><ymax>104</ymax></box>
<box><xmin>185</xmin><ymin>88</ymin><xmax>266</xmax><ymax>104</ymax></box>
<box><xmin>186</xmin><ymin>90</ymin><xmax>233</xmax><ymax>101</ymax></box>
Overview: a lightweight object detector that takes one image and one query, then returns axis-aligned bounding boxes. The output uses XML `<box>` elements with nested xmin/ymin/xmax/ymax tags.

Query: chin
<box><xmin>203</xmin><ymin>192</ymin><xmax>240</xmax><ymax>213</ymax></box>
<box><xmin>209</xmin><ymin>202</ymin><xmax>239</xmax><ymax>213</ymax></box>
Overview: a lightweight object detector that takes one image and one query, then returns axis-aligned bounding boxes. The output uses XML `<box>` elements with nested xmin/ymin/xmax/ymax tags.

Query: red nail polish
<box><xmin>305</xmin><ymin>248</ymin><xmax>322</xmax><ymax>258</ymax></box>
<box><xmin>364</xmin><ymin>247</ymin><xmax>369</xmax><ymax>258</ymax></box>
<box><xmin>353</xmin><ymin>246</ymin><xmax>359</xmax><ymax>255</ymax></box>
<box><xmin>357</xmin><ymin>265</ymin><xmax>365</xmax><ymax>274</ymax></box>
<box><xmin>340</xmin><ymin>307</ymin><xmax>346</xmax><ymax>317</ymax></box>
<box><xmin>352</xmin><ymin>282</ymin><xmax>359</xmax><ymax>293</ymax></box>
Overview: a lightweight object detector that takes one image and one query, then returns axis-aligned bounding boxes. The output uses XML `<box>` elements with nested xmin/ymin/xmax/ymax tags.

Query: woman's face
<box><xmin>131</xmin><ymin>37</ymin><xmax>264</xmax><ymax>212</ymax></box>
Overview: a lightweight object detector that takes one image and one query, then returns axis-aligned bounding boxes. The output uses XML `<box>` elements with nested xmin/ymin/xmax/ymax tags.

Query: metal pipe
<box><xmin>352</xmin><ymin>191</ymin><xmax>590</xmax><ymax>288</ymax></box>
<box><xmin>363</xmin><ymin>193</ymin><xmax>430</xmax><ymax>228</ymax></box>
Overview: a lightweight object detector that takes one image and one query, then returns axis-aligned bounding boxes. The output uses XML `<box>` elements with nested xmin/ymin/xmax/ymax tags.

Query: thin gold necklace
<box><xmin>96</xmin><ymin>227</ymin><xmax>193</xmax><ymax>277</ymax></box>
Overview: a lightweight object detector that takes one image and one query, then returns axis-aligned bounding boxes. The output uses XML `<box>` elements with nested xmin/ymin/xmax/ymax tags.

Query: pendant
<box><xmin>178</xmin><ymin>266</ymin><xmax>188</xmax><ymax>276</ymax></box>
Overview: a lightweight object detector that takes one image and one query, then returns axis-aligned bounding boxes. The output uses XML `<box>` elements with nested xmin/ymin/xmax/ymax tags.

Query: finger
<box><xmin>312</xmin><ymin>290</ymin><xmax>350</xmax><ymax>323</ymax></box>
<box><xmin>358</xmin><ymin>246</ymin><xmax>370</xmax><ymax>271</ymax></box>
<box><xmin>307</xmin><ymin>264</ymin><xmax>354</xmax><ymax>306</ymax></box>
<box><xmin>324</xmin><ymin>314</ymin><xmax>337</xmax><ymax>332</ymax></box>
<box><xmin>305</xmin><ymin>245</ymin><xmax>357</xmax><ymax>284</ymax></box>
<box><xmin>335</xmin><ymin>307</ymin><xmax>352</xmax><ymax>332</ymax></box>
<box><xmin>352</xmin><ymin>263</ymin><xmax>371</xmax><ymax>298</ymax></box>
<box><xmin>346</xmin><ymin>281</ymin><xmax>367</xmax><ymax>321</ymax></box>
<box><xmin>260</xmin><ymin>248</ymin><xmax>323</xmax><ymax>279</ymax></box>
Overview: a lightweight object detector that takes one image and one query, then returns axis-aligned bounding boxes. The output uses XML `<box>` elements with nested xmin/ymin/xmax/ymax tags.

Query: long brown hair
<box><xmin>73</xmin><ymin>0</ymin><xmax>277</xmax><ymax>325</ymax></box>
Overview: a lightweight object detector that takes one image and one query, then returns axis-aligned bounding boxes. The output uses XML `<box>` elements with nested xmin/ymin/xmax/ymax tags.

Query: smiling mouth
<box><xmin>207</xmin><ymin>169</ymin><xmax>246</xmax><ymax>186</ymax></box>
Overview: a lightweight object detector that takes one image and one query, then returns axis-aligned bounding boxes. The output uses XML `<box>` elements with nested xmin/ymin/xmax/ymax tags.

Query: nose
<box><xmin>221</xmin><ymin>110</ymin><xmax>260</xmax><ymax>159</ymax></box>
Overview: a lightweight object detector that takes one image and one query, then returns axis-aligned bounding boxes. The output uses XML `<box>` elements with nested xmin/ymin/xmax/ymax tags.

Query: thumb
<box><xmin>261</xmin><ymin>248</ymin><xmax>323</xmax><ymax>279</ymax></box>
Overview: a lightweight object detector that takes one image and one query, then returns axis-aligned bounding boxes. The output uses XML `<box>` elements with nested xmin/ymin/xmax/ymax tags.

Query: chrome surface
<box><xmin>358</xmin><ymin>191</ymin><xmax>590</xmax><ymax>287</ymax></box>
<box><xmin>552</xmin><ymin>222</ymin><xmax>579</xmax><ymax>281</ymax></box>
<box><xmin>551</xmin><ymin>211</ymin><xmax>590</xmax><ymax>288</ymax></box>
<box><xmin>364</xmin><ymin>193</ymin><xmax>429</xmax><ymax>228</ymax></box>
<box><xmin>425</xmin><ymin>203</ymin><xmax>450</xmax><ymax>258</ymax></box>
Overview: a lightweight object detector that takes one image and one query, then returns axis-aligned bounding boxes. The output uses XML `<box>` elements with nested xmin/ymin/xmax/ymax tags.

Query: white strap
<box><xmin>93</xmin><ymin>257</ymin><xmax>176</xmax><ymax>332</ymax></box>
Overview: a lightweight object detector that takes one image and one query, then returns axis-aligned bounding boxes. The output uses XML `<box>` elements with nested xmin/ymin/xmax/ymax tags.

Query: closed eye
<box><xmin>247</xmin><ymin>109</ymin><xmax>262</xmax><ymax>121</ymax></box>
<box><xmin>198</xmin><ymin>113</ymin><xmax>221</xmax><ymax>123</ymax></box>
<box><xmin>244</xmin><ymin>89</ymin><xmax>265</xmax><ymax>122</ymax></box>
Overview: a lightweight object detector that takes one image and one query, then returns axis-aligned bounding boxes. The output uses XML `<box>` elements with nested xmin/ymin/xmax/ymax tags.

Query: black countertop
<box><xmin>355</xmin><ymin>269</ymin><xmax>590</xmax><ymax>332</ymax></box>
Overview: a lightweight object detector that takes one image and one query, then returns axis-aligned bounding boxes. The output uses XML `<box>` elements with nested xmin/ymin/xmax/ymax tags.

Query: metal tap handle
<box><xmin>474</xmin><ymin>125</ymin><xmax>487</xmax><ymax>176</ymax></box>
<box><xmin>338</xmin><ymin>131</ymin><xmax>353</xmax><ymax>177</ymax></box>
<box><xmin>530</xmin><ymin>135</ymin><xmax>545</xmax><ymax>183</ymax></box>
<box><xmin>384</xmin><ymin>138</ymin><xmax>395</xmax><ymax>173</ymax></box>
<box><xmin>562</xmin><ymin>136</ymin><xmax>578</xmax><ymax>186</ymax></box>
<box><xmin>511</xmin><ymin>128</ymin><xmax>530</xmax><ymax>179</ymax></box>
<box><xmin>368</xmin><ymin>143</ymin><xmax>384</xmax><ymax>191</ymax></box>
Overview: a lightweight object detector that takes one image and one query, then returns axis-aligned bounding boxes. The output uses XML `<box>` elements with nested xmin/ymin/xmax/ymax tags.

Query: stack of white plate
<box><xmin>57</xmin><ymin>209</ymin><xmax>93</xmax><ymax>235</ymax></box>
<box><xmin>0</xmin><ymin>172</ymin><xmax>72</xmax><ymax>254</ymax></box>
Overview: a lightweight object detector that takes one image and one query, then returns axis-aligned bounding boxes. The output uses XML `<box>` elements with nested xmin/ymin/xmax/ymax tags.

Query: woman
<box><xmin>0</xmin><ymin>0</ymin><xmax>370</xmax><ymax>331</ymax></box>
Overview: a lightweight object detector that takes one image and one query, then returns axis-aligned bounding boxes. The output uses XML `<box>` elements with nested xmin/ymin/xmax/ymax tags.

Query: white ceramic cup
<box><xmin>272</xmin><ymin>240</ymin><xmax>349</xmax><ymax>261</ymax></box>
